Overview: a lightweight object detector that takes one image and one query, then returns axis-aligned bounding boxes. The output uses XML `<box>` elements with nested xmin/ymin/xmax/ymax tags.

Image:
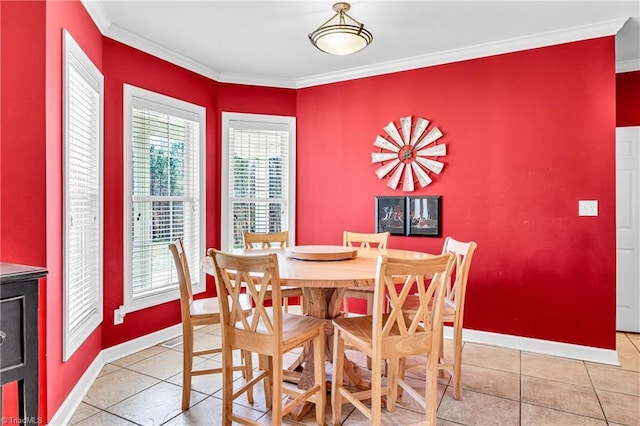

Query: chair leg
<box><xmin>240</xmin><ymin>349</ymin><xmax>247</xmax><ymax>378</ymax></box>
<box><xmin>181</xmin><ymin>328</ymin><xmax>193</xmax><ymax>411</ymax></box>
<box><xmin>371</xmin><ymin>351</ymin><xmax>383</xmax><ymax>426</ymax></box>
<box><xmin>222</xmin><ymin>338</ymin><xmax>234</xmax><ymax>426</ymax></box>
<box><xmin>366</xmin><ymin>292</ymin><xmax>374</xmax><ymax>315</ymax></box>
<box><xmin>397</xmin><ymin>357</ymin><xmax>406</xmax><ymax>401</ymax></box>
<box><xmin>284</xmin><ymin>296</ymin><xmax>289</xmax><ymax>313</ymax></box>
<box><xmin>452</xmin><ymin>320</ymin><xmax>463</xmax><ymax>400</ymax></box>
<box><xmin>259</xmin><ymin>354</ymin><xmax>273</xmax><ymax>409</ymax></box>
<box><xmin>366</xmin><ymin>293</ymin><xmax>374</xmax><ymax>371</ymax></box>
<box><xmin>435</xmin><ymin>326</ymin><xmax>445</xmax><ymax>379</ymax></box>
<box><xmin>272</xmin><ymin>352</ymin><xmax>283</xmax><ymax>423</ymax></box>
<box><xmin>425</xmin><ymin>352</ymin><xmax>438</xmax><ymax>426</ymax></box>
<box><xmin>387</xmin><ymin>358</ymin><xmax>399</xmax><ymax>411</ymax></box>
<box><xmin>331</xmin><ymin>329</ymin><xmax>345</xmax><ymax>426</ymax></box>
<box><xmin>313</xmin><ymin>330</ymin><xmax>326</xmax><ymax>425</ymax></box>
<box><xmin>244</xmin><ymin>350</ymin><xmax>254</xmax><ymax>404</ymax></box>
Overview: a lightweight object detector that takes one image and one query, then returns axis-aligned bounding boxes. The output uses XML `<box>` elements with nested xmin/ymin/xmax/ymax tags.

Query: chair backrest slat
<box><xmin>210</xmin><ymin>249</ymin><xmax>282</xmax><ymax>336</ymax></box>
<box><xmin>243</xmin><ymin>231</ymin><xmax>289</xmax><ymax>250</ymax></box>
<box><xmin>441</xmin><ymin>237</ymin><xmax>477</xmax><ymax>312</ymax></box>
<box><xmin>343</xmin><ymin>231</ymin><xmax>390</xmax><ymax>249</ymax></box>
<box><xmin>169</xmin><ymin>238</ymin><xmax>193</xmax><ymax>323</ymax></box>
<box><xmin>375</xmin><ymin>253</ymin><xmax>455</xmax><ymax>351</ymax></box>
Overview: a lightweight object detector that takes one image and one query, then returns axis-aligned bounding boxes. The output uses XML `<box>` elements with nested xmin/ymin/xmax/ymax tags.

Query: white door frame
<box><xmin>616</xmin><ymin>126</ymin><xmax>640</xmax><ymax>332</ymax></box>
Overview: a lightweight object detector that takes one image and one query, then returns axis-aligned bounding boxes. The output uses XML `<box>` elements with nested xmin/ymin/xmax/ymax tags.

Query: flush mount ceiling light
<box><xmin>308</xmin><ymin>2</ymin><xmax>373</xmax><ymax>55</ymax></box>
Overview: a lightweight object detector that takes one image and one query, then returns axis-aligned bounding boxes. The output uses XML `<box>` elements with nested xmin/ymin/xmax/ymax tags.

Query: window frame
<box><xmin>123</xmin><ymin>84</ymin><xmax>206</xmax><ymax>313</ymax></box>
<box><xmin>62</xmin><ymin>30</ymin><xmax>104</xmax><ymax>361</ymax></box>
<box><xmin>220</xmin><ymin>112</ymin><xmax>296</xmax><ymax>251</ymax></box>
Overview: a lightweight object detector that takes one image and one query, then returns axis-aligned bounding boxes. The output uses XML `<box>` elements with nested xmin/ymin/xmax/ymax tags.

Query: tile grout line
<box><xmin>584</xmin><ymin>358</ymin><xmax>610</xmax><ymax>424</ymax></box>
<box><xmin>624</xmin><ymin>331</ymin><xmax>640</xmax><ymax>353</ymax></box>
<box><xmin>72</xmin><ymin>333</ymin><xmax>640</xmax><ymax>425</ymax></box>
<box><xmin>518</xmin><ymin>348</ymin><xmax>522</xmax><ymax>426</ymax></box>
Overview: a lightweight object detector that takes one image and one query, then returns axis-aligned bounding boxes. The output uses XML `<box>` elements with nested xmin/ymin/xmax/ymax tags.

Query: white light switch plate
<box><xmin>578</xmin><ymin>200</ymin><xmax>598</xmax><ymax>217</ymax></box>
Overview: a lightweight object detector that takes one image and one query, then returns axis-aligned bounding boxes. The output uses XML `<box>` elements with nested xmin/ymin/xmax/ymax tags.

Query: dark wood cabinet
<box><xmin>1</xmin><ymin>263</ymin><xmax>47</xmax><ymax>425</ymax></box>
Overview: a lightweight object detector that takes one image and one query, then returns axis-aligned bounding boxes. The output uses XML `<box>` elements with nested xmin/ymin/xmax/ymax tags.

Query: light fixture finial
<box><xmin>308</xmin><ymin>2</ymin><xmax>373</xmax><ymax>55</ymax></box>
<box><xmin>332</xmin><ymin>2</ymin><xmax>351</xmax><ymax>13</ymax></box>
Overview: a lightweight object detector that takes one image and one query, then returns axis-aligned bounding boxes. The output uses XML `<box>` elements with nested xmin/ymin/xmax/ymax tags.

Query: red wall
<box><xmin>0</xmin><ymin>1</ymin><xmax>626</xmax><ymax>419</ymax></box>
<box><xmin>1</xmin><ymin>1</ymin><xmax>47</xmax><ymax>420</ymax></box>
<box><xmin>44</xmin><ymin>1</ymin><xmax>105</xmax><ymax>420</ymax></box>
<box><xmin>0</xmin><ymin>1</ymin><xmax>47</xmax><ymax>265</ymax></box>
<box><xmin>99</xmin><ymin>41</ymin><xmax>299</xmax><ymax>348</ymax></box>
<box><xmin>617</xmin><ymin>70</ymin><xmax>640</xmax><ymax>126</ymax></box>
<box><xmin>1</xmin><ymin>0</ymin><xmax>104</xmax><ymax>421</ymax></box>
<box><xmin>101</xmin><ymin>38</ymin><xmax>221</xmax><ymax>347</ymax></box>
<box><xmin>215</xmin><ymin>82</ymin><xmax>297</xmax><ymax>243</ymax></box>
<box><xmin>297</xmin><ymin>37</ymin><xmax>617</xmax><ymax>349</ymax></box>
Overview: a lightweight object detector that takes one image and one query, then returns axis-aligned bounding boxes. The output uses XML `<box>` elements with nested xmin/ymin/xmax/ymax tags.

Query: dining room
<box><xmin>1</xmin><ymin>0</ymin><xmax>640</xmax><ymax>425</ymax></box>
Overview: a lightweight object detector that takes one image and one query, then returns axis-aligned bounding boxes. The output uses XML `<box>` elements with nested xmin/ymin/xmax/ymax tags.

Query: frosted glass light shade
<box><xmin>308</xmin><ymin>2</ymin><xmax>373</xmax><ymax>55</ymax></box>
<box><xmin>312</xmin><ymin>26</ymin><xmax>370</xmax><ymax>55</ymax></box>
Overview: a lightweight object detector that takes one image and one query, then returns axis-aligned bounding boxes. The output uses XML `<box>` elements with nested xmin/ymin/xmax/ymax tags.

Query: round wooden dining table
<box><xmin>201</xmin><ymin>245</ymin><xmax>433</xmax><ymax>419</ymax></box>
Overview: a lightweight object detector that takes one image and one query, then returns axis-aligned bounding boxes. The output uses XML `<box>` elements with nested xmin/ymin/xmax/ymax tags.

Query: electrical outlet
<box><xmin>114</xmin><ymin>304</ymin><xmax>127</xmax><ymax>325</ymax></box>
<box><xmin>578</xmin><ymin>200</ymin><xmax>598</xmax><ymax>217</ymax></box>
<box><xmin>114</xmin><ymin>308</ymin><xmax>124</xmax><ymax>325</ymax></box>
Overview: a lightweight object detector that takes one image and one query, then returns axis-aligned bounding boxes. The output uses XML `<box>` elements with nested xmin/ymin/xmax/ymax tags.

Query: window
<box><xmin>221</xmin><ymin>113</ymin><xmax>296</xmax><ymax>250</ymax></box>
<box><xmin>123</xmin><ymin>85</ymin><xmax>205</xmax><ymax>312</ymax></box>
<box><xmin>63</xmin><ymin>30</ymin><xmax>103</xmax><ymax>361</ymax></box>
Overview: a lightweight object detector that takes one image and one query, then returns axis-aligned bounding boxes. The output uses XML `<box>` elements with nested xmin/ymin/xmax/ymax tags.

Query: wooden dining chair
<box><xmin>401</xmin><ymin>237</ymin><xmax>477</xmax><ymax>400</ymax></box>
<box><xmin>243</xmin><ymin>230</ymin><xmax>289</xmax><ymax>250</ymax></box>
<box><xmin>168</xmin><ymin>239</ymin><xmax>253</xmax><ymax>411</ymax></box>
<box><xmin>209</xmin><ymin>249</ymin><xmax>326</xmax><ymax>426</ymax></box>
<box><xmin>342</xmin><ymin>231</ymin><xmax>390</xmax><ymax>316</ymax></box>
<box><xmin>331</xmin><ymin>252</ymin><xmax>455</xmax><ymax>426</ymax></box>
<box><xmin>243</xmin><ymin>231</ymin><xmax>303</xmax><ymax>313</ymax></box>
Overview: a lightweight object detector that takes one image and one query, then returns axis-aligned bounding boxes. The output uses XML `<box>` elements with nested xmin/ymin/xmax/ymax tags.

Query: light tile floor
<box><xmin>69</xmin><ymin>326</ymin><xmax>640</xmax><ymax>426</ymax></box>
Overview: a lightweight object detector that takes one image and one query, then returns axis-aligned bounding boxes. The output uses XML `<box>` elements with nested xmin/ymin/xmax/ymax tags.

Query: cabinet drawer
<box><xmin>0</xmin><ymin>295</ymin><xmax>25</xmax><ymax>372</ymax></box>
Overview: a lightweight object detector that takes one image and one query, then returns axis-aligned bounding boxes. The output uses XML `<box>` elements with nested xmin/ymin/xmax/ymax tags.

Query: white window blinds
<box><xmin>221</xmin><ymin>113</ymin><xmax>296</xmax><ymax>250</ymax></box>
<box><xmin>63</xmin><ymin>30</ymin><xmax>103</xmax><ymax>361</ymax></box>
<box><xmin>124</xmin><ymin>85</ymin><xmax>205</xmax><ymax>312</ymax></box>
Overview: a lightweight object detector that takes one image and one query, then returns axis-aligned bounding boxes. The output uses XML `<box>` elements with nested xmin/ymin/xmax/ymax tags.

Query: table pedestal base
<box><xmin>285</xmin><ymin>286</ymin><xmax>370</xmax><ymax>421</ymax></box>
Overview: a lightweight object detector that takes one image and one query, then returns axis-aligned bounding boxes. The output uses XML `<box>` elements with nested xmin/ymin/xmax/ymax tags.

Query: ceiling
<box><xmin>83</xmin><ymin>1</ymin><xmax>640</xmax><ymax>88</ymax></box>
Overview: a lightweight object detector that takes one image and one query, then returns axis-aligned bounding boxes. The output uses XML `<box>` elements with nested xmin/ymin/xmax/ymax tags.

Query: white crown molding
<box><xmin>218</xmin><ymin>72</ymin><xmax>296</xmax><ymax>89</ymax></box>
<box><xmin>80</xmin><ymin>1</ymin><xmax>630</xmax><ymax>89</ymax></box>
<box><xmin>81</xmin><ymin>0</ymin><xmax>220</xmax><ymax>81</ymax></box>
<box><xmin>445</xmin><ymin>326</ymin><xmax>620</xmax><ymax>366</ymax></box>
<box><xmin>80</xmin><ymin>0</ymin><xmax>111</xmax><ymax>34</ymax></box>
<box><xmin>295</xmin><ymin>17</ymin><xmax>630</xmax><ymax>88</ymax></box>
<box><xmin>105</xmin><ymin>24</ymin><xmax>221</xmax><ymax>82</ymax></box>
<box><xmin>617</xmin><ymin>58</ymin><xmax>640</xmax><ymax>73</ymax></box>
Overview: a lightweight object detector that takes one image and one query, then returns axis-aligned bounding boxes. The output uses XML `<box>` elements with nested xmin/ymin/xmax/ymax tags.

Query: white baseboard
<box><xmin>101</xmin><ymin>324</ymin><xmax>182</xmax><ymax>364</ymax></box>
<box><xmin>444</xmin><ymin>326</ymin><xmax>620</xmax><ymax>366</ymax></box>
<box><xmin>48</xmin><ymin>324</ymin><xmax>182</xmax><ymax>425</ymax></box>
<box><xmin>48</xmin><ymin>353</ymin><xmax>104</xmax><ymax>426</ymax></box>
<box><xmin>49</xmin><ymin>323</ymin><xmax>619</xmax><ymax>424</ymax></box>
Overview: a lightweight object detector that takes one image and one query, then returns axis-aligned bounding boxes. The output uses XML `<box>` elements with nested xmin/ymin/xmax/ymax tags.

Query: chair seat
<box><xmin>398</xmin><ymin>295</ymin><xmax>456</xmax><ymax>322</ymax></box>
<box><xmin>250</xmin><ymin>284</ymin><xmax>303</xmax><ymax>298</ymax></box>
<box><xmin>248</xmin><ymin>312</ymin><xmax>324</xmax><ymax>347</ymax></box>
<box><xmin>262</xmin><ymin>285</ymin><xmax>303</xmax><ymax>298</ymax></box>
<box><xmin>190</xmin><ymin>294</ymin><xmax>252</xmax><ymax>317</ymax></box>
<box><xmin>333</xmin><ymin>314</ymin><xmax>425</xmax><ymax>347</ymax></box>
